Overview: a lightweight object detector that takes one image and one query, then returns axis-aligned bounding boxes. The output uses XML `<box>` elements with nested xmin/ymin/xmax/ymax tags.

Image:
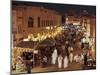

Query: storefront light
<box><xmin>46</xmin><ymin>26</ymin><xmax>50</xmax><ymax>30</ymax></box>
<box><xmin>54</xmin><ymin>26</ymin><xmax>56</xmax><ymax>28</ymax></box>
<box><xmin>34</xmin><ymin>50</ymin><xmax>38</xmax><ymax>54</ymax></box>
<box><xmin>32</xmin><ymin>38</ymin><xmax>37</xmax><ymax>41</ymax></box>
<box><xmin>23</xmin><ymin>38</ymin><xmax>29</xmax><ymax>41</ymax></box>
<box><xmin>51</xmin><ymin>27</ymin><xmax>53</xmax><ymax>29</ymax></box>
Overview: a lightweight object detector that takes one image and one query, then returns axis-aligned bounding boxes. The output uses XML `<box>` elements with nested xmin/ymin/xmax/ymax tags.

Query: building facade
<box><xmin>12</xmin><ymin>5</ymin><xmax>62</xmax><ymax>44</ymax></box>
<box><xmin>65</xmin><ymin>10</ymin><xmax>96</xmax><ymax>38</ymax></box>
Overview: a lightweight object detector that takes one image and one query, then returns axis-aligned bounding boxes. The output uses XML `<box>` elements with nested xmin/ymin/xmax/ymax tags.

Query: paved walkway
<box><xmin>12</xmin><ymin>61</ymin><xmax>83</xmax><ymax>74</ymax></box>
<box><xmin>32</xmin><ymin>62</ymin><xmax>83</xmax><ymax>73</ymax></box>
<box><xmin>12</xmin><ymin>41</ymin><xmax>84</xmax><ymax>74</ymax></box>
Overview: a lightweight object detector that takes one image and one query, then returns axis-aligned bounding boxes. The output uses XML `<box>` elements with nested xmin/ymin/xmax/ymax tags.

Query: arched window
<box><xmin>38</xmin><ymin>17</ymin><xmax>40</xmax><ymax>27</ymax></box>
<box><xmin>44</xmin><ymin>20</ymin><xmax>46</xmax><ymax>27</ymax></box>
<box><xmin>28</xmin><ymin>17</ymin><xmax>34</xmax><ymax>28</ymax></box>
<box><xmin>46</xmin><ymin>20</ymin><xmax>48</xmax><ymax>26</ymax></box>
<box><xmin>47</xmin><ymin>20</ymin><xmax>49</xmax><ymax>26</ymax></box>
<box><xmin>42</xmin><ymin>20</ymin><xmax>43</xmax><ymax>27</ymax></box>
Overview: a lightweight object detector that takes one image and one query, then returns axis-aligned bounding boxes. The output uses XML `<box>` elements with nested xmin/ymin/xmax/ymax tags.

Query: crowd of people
<box><xmin>12</xmin><ymin>25</ymin><xmax>96</xmax><ymax>73</ymax></box>
<box><xmin>40</xmin><ymin>25</ymin><xmax>95</xmax><ymax>69</ymax></box>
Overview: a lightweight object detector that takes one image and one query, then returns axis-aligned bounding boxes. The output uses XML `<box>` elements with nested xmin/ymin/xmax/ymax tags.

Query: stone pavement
<box><xmin>12</xmin><ymin>61</ymin><xmax>83</xmax><ymax>74</ymax></box>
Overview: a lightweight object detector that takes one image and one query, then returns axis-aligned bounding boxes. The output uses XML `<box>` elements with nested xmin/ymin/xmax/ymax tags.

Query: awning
<box><xmin>38</xmin><ymin>38</ymin><xmax>55</xmax><ymax>47</ymax></box>
<box><xmin>16</xmin><ymin>41</ymin><xmax>36</xmax><ymax>49</ymax></box>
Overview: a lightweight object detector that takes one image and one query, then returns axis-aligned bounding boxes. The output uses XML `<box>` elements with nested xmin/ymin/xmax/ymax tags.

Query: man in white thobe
<box><xmin>74</xmin><ymin>54</ymin><xmax>79</xmax><ymax>62</ymax></box>
<box><xmin>79</xmin><ymin>53</ymin><xmax>84</xmax><ymax>63</ymax></box>
<box><xmin>58</xmin><ymin>55</ymin><xmax>63</xmax><ymax>68</ymax></box>
<box><xmin>69</xmin><ymin>52</ymin><xmax>73</xmax><ymax>63</ymax></box>
<box><xmin>51</xmin><ymin>48</ymin><xmax>58</xmax><ymax>65</ymax></box>
<box><xmin>64</xmin><ymin>56</ymin><xmax>68</xmax><ymax>68</ymax></box>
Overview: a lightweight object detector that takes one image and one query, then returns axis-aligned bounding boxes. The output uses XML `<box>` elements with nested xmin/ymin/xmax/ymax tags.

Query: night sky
<box><xmin>12</xmin><ymin>1</ymin><xmax>96</xmax><ymax>16</ymax></box>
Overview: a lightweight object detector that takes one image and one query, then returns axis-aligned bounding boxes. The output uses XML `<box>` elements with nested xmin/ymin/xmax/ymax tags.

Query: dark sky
<box><xmin>12</xmin><ymin>1</ymin><xmax>96</xmax><ymax>16</ymax></box>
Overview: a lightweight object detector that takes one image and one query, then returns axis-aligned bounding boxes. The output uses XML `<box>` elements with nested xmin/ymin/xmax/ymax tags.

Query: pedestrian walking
<box><xmin>69</xmin><ymin>51</ymin><xmax>73</xmax><ymax>63</ymax></box>
<box><xmin>84</xmin><ymin>52</ymin><xmax>88</xmax><ymax>65</ymax></box>
<box><xmin>26</xmin><ymin>60</ymin><xmax>32</xmax><ymax>73</ymax></box>
<box><xmin>42</xmin><ymin>56</ymin><xmax>47</xmax><ymax>67</ymax></box>
<box><xmin>51</xmin><ymin>48</ymin><xmax>58</xmax><ymax>65</ymax></box>
<box><xmin>58</xmin><ymin>55</ymin><xmax>63</xmax><ymax>68</ymax></box>
<box><xmin>63</xmin><ymin>56</ymin><xmax>68</xmax><ymax>68</ymax></box>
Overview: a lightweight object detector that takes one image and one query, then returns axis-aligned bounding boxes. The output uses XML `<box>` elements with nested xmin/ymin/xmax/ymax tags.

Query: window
<box><xmin>42</xmin><ymin>20</ymin><xmax>44</xmax><ymax>27</ymax></box>
<box><xmin>44</xmin><ymin>20</ymin><xmax>46</xmax><ymax>26</ymax></box>
<box><xmin>41</xmin><ymin>20</ymin><xmax>43</xmax><ymax>27</ymax></box>
<box><xmin>18</xmin><ymin>17</ymin><xmax>23</xmax><ymax>19</ymax></box>
<box><xmin>46</xmin><ymin>20</ymin><xmax>48</xmax><ymax>26</ymax></box>
<box><xmin>52</xmin><ymin>21</ymin><xmax>54</xmax><ymax>25</ymax></box>
<box><xmin>47</xmin><ymin>20</ymin><xmax>49</xmax><ymax>26</ymax></box>
<box><xmin>28</xmin><ymin>17</ymin><xmax>34</xmax><ymax>28</ymax></box>
<box><xmin>38</xmin><ymin>17</ymin><xmax>40</xmax><ymax>27</ymax></box>
<box><xmin>50</xmin><ymin>20</ymin><xmax>53</xmax><ymax>25</ymax></box>
<box><xmin>49</xmin><ymin>20</ymin><xmax>51</xmax><ymax>26</ymax></box>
